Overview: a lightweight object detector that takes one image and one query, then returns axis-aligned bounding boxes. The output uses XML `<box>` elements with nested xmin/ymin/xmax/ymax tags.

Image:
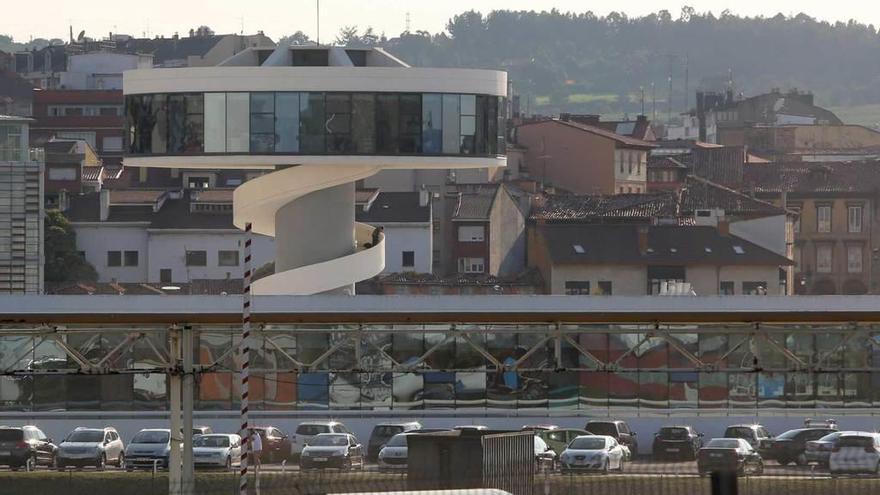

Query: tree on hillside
<box><xmin>44</xmin><ymin>210</ymin><xmax>98</xmax><ymax>283</ymax></box>
<box><xmin>279</xmin><ymin>31</ymin><xmax>312</xmax><ymax>46</ymax></box>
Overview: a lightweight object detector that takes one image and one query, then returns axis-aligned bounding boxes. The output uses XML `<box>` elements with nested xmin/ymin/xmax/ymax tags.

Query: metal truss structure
<box><xmin>0</xmin><ymin>322</ymin><xmax>876</xmax><ymax>377</ymax></box>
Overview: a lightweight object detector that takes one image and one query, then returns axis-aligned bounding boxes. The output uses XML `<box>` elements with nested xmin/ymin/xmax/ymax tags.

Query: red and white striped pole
<box><xmin>239</xmin><ymin>222</ymin><xmax>253</xmax><ymax>495</ymax></box>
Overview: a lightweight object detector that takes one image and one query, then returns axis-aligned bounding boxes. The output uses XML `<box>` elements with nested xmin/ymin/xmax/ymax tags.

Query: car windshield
<box><xmin>570</xmin><ymin>437</ymin><xmax>606</xmax><ymax>450</ymax></box>
<box><xmin>839</xmin><ymin>436</ymin><xmax>875</xmax><ymax>448</ymax></box>
<box><xmin>66</xmin><ymin>431</ymin><xmax>104</xmax><ymax>443</ymax></box>
<box><xmin>724</xmin><ymin>427</ymin><xmax>754</xmax><ymax>439</ymax></box>
<box><xmin>132</xmin><ymin>431</ymin><xmax>170</xmax><ymax>444</ymax></box>
<box><xmin>386</xmin><ymin>434</ymin><xmax>408</xmax><ymax>447</ymax></box>
<box><xmin>707</xmin><ymin>439</ymin><xmax>741</xmax><ymax>449</ymax></box>
<box><xmin>818</xmin><ymin>432</ymin><xmax>843</xmax><ymax>442</ymax></box>
<box><xmin>586</xmin><ymin>423</ymin><xmax>616</xmax><ymax>436</ymax></box>
<box><xmin>0</xmin><ymin>430</ymin><xmax>23</xmax><ymax>442</ymax></box>
<box><xmin>658</xmin><ymin>427</ymin><xmax>689</xmax><ymax>439</ymax></box>
<box><xmin>309</xmin><ymin>435</ymin><xmax>348</xmax><ymax>447</ymax></box>
<box><xmin>296</xmin><ymin>425</ymin><xmax>330</xmax><ymax>436</ymax></box>
<box><xmin>194</xmin><ymin>436</ymin><xmax>230</xmax><ymax>448</ymax></box>
<box><xmin>776</xmin><ymin>429</ymin><xmax>805</xmax><ymax>440</ymax></box>
<box><xmin>373</xmin><ymin>426</ymin><xmax>405</xmax><ymax>438</ymax></box>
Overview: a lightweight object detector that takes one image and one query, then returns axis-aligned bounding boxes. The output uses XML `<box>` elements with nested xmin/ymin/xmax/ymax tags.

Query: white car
<box><xmin>378</xmin><ymin>433</ymin><xmax>410</xmax><ymax>472</ymax></box>
<box><xmin>559</xmin><ymin>435</ymin><xmax>626</xmax><ymax>474</ymax></box>
<box><xmin>829</xmin><ymin>432</ymin><xmax>880</xmax><ymax>476</ymax></box>
<box><xmin>193</xmin><ymin>434</ymin><xmax>241</xmax><ymax>470</ymax></box>
<box><xmin>292</xmin><ymin>421</ymin><xmax>351</xmax><ymax>457</ymax></box>
<box><xmin>454</xmin><ymin>425</ymin><xmax>489</xmax><ymax>432</ymax></box>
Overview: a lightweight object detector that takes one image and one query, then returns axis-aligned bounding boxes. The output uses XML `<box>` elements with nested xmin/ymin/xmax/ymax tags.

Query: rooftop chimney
<box><xmin>637</xmin><ymin>225</ymin><xmax>649</xmax><ymax>254</ymax></box>
<box><xmin>99</xmin><ymin>189</ymin><xmax>110</xmax><ymax>221</ymax></box>
<box><xmin>419</xmin><ymin>187</ymin><xmax>429</xmax><ymax>208</ymax></box>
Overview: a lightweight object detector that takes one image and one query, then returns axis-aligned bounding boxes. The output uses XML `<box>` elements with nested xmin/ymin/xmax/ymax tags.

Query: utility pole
<box><xmin>316</xmin><ymin>0</ymin><xmax>321</xmax><ymax>45</ymax></box>
<box><xmin>169</xmin><ymin>327</ymin><xmax>182</xmax><ymax>495</ymax></box>
<box><xmin>182</xmin><ymin>326</ymin><xmax>195</xmax><ymax>494</ymax></box>
<box><xmin>651</xmin><ymin>82</ymin><xmax>656</xmax><ymax>122</ymax></box>
<box><xmin>684</xmin><ymin>54</ymin><xmax>690</xmax><ymax>111</ymax></box>
<box><xmin>667</xmin><ymin>75</ymin><xmax>673</xmax><ymax>124</ymax></box>
<box><xmin>640</xmin><ymin>86</ymin><xmax>645</xmax><ymax>116</ymax></box>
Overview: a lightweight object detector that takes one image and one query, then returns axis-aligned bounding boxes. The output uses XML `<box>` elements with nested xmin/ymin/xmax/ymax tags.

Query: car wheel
<box><xmin>754</xmin><ymin>460</ymin><xmax>764</xmax><ymax>476</ymax></box>
<box><xmin>795</xmin><ymin>453</ymin><xmax>807</xmax><ymax>466</ymax></box>
<box><xmin>117</xmin><ymin>453</ymin><xmax>125</xmax><ymax>469</ymax></box>
<box><xmin>25</xmin><ymin>455</ymin><xmax>36</xmax><ymax>472</ymax></box>
<box><xmin>602</xmin><ymin>460</ymin><xmax>609</xmax><ymax>475</ymax></box>
<box><xmin>226</xmin><ymin>456</ymin><xmax>232</xmax><ymax>471</ymax></box>
<box><xmin>97</xmin><ymin>454</ymin><xmax>106</xmax><ymax>471</ymax></box>
<box><xmin>618</xmin><ymin>458</ymin><xmax>625</xmax><ymax>472</ymax></box>
<box><xmin>778</xmin><ymin>458</ymin><xmax>790</xmax><ymax>466</ymax></box>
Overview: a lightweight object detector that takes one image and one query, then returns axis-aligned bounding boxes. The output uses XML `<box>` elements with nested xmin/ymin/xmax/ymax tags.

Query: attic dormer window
<box><xmin>573</xmin><ymin>244</ymin><xmax>585</xmax><ymax>254</ymax></box>
<box><xmin>733</xmin><ymin>246</ymin><xmax>745</xmax><ymax>255</ymax></box>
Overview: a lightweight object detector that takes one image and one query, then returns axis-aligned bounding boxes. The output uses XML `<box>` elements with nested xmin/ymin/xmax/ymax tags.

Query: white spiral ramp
<box><xmin>233</xmin><ymin>164</ymin><xmax>385</xmax><ymax>295</ymax></box>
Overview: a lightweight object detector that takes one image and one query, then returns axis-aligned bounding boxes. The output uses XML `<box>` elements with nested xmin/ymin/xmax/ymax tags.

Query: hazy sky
<box><xmin>7</xmin><ymin>0</ymin><xmax>880</xmax><ymax>43</ymax></box>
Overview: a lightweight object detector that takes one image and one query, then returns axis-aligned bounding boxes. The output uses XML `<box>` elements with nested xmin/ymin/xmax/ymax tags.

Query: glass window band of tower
<box><xmin>126</xmin><ymin>92</ymin><xmax>506</xmax><ymax>158</ymax></box>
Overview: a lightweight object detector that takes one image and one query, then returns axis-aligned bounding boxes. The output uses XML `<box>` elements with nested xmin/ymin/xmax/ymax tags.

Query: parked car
<box><xmin>300</xmin><ymin>433</ymin><xmax>365</xmax><ymax>471</ymax></box>
<box><xmin>538</xmin><ymin>428</ymin><xmax>592</xmax><ymax>456</ymax></box>
<box><xmin>534</xmin><ymin>435</ymin><xmax>557</xmax><ymax>472</ymax></box>
<box><xmin>454</xmin><ymin>425</ymin><xmax>489</xmax><ymax>432</ymax></box>
<box><xmin>829</xmin><ymin>433</ymin><xmax>880</xmax><ymax>476</ymax></box>
<box><xmin>584</xmin><ymin>420</ymin><xmax>638</xmax><ymax>457</ymax></box>
<box><xmin>723</xmin><ymin>424</ymin><xmax>774</xmax><ymax>454</ymax></box>
<box><xmin>522</xmin><ymin>425</ymin><xmax>559</xmax><ymax>432</ymax></box>
<box><xmin>559</xmin><ymin>435</ymin><xmax>626</xmax><ymax>474</ymax></box>
<box><xmin>252</xmin><ymin>426</ymin><xmax>291</xmax><ymax>463</ymax></box>
<box><xmin>292</xmin><ymin>421</ymin><xmax>350</xmax><ymax>458</ymax></box>
<box><xmin>697</xmin><ymin>438</ymin><xmax>764</xmax><ymax>476</ymax></box>
<box><xmin>378</xmin><ymin>433</ymin><xmax>411</xmax><ymax>473</ymax></box>
<box><xmin>125</xmin><ymin>429</ymin><xmax>172</xmax><ymax>471</ymax></box>
<box><xmin>806</xmin><ymin>431</ymin><xmax>855</xmax><ymax>467</ymax></box>
<box><xmin>192</xmin><ymin>426</ymin><xmax>213</xmax><ymax>437</ymax></box>
<box><xmin>765</xmin><ymin>421</ymin><xmax>837</xmax><ymax>466</ymax></box>
<box><xmin>652</xmin><ymin>426</ymin><xmax>703</xmax><ymax>461</ymax></box>
<box><xmin>367</xmin><ymin>422</ymin><xmax>422</xmax><ymax>461</ymax></box>
<box><xmin>56</xmin><ymin>427</ymin><xmax>124</xmax><ymax>470</ymax></box>
<box><xmin>193</xmin><ymin>434</ymin><xmax>241</xmax><ymax>470</ymax></box>
<box><xmin>0</xmin><ymin>425</ymin><xmax>57</xmax><ymax>471</ymax></box>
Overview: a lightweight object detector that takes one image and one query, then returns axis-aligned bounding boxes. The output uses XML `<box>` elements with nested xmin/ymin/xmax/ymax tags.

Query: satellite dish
<box><xmin>77</xmin><ymin>30</ymin><xmax>86</xmax><ymax>41</ymax></box>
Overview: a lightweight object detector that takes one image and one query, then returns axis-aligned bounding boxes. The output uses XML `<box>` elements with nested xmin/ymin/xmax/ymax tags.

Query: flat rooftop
<box><xmin>1</xmin><ymin>295</ymin><xmax>880</xmax><ymax>324</ymax></box>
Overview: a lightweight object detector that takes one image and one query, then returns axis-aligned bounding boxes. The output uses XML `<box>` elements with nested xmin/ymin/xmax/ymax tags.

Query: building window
<box><xmin>47</xmin><ymin>167</ymin><xmax>77</xmax><ymax>181</ymax></box>
<box><xmin>102</xmin><ymin>136</ymin><xmax>123</xmax><ymax>152</ymax></box>
<box><xmin>847</xmin><ymin>245</ymin><xmax>863</xmax><ymax>273</ymax></box>
<box><xmin>817</xmin><ymin>205</ymin><xmax>832</xmax><ymax>233</ymax></box>
<box><xmin>597</xmin><ymin>281</ymin><xmax>613</xmax><ymax>295</ymax></box>
<box><xmin>742</xmin><ymin>282</ymin><xmax>767</xmax><ymax>295</ymax></box>
<box><xmin>816</xmin><ymin>244</ymin><xmax>833</xmax><ymax>273</ymax></box>
<box><xmin>848</xmin><ymin>206</ymin><xmax>863</xmax><ymax>233</ymax></box>
<box><xmin>107</xmin><ymin>251</ymin><xmax>121</xmax><ymax>267</ymax></box>
<box><xmin>188</xmin><ymin>177</ymin><xmax>210</xmax><ymax>189</ymax></box>
<box><xmin>787</xmin><ymin>205</ymin><xmax>801</xmax><ymax>233</ymax></box>
<box><xmin>564</xmin><ymin>281</ymin><xmax>590</xmax><ymax>295</ymax></box>
<box><xmin>402</xmin><ymin>251</ymin><xmax>415</xmax><ymax>268</ymax></box>
<box><xmin>160</xmin><ymin>269</ymin><xmax>172</xmax><ymax>284</ymax></box>
<box><xmin>250</xmin><ymin>93</ymin><xmax>276</xmax><ymax>152</ymax></box>
<box><xmin>186</xmin><ymin>250</ymin><xmax>207</xmax><ymax>266</ymax></box>
<box><xmin>218</xmin><ymin>250</ymin><xmax>239</xmax><ymax>267</ymax></box>
<box><xmin>123</xmin><ymin>251</ymin><xmax>139</xmax><ymax>267</ymax></box>
<box><xmin>720</xmin><ymin>281</ymin><xmax>735</xmax><ymax>295</ymax></box>
<box><xmin>457</xmin><ymin>257</ymin><xmax>485</xmax><ymax>274</ymax></box>
<box><xmin>458</xmin><ymin>225</ymin><xmax>485</xmax><ymax>242</ymax></box>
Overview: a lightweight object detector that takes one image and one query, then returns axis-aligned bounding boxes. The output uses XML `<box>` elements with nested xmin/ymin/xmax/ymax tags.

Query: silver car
<box><xmin>300</xmin><ymin>433</ymin><xmax>365</xmax><ymax>471</ymax></box>
<box><xmin>56</xmin><ymin>427</ymin><xmax>124</xmax><ymax>470</ymax></box>
<box><xmin>193</xmin><ymin>434</ymin><xmax>241</xmax><ymax>470</ymax></box>
<box><xmin>378</xmin><ymin>433</ymin><xmax>411</xmax><ymax>472</ymax></box>
<box><xmin>125</xmin><ymin>429</ymin><xmax>172</xmax><ymax>471</ymax></box>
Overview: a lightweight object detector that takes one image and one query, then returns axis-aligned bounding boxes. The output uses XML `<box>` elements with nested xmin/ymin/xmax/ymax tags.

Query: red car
<box><xmin>251</xmin><ymin>426</ymin><xmax>291</xmax><ymax>463</ymax></box>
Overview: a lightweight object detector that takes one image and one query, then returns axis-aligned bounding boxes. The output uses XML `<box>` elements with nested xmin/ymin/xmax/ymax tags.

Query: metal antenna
<box><xmin>406</xmin><ymin>12</ymin><xmax>411</xmax><ymax>32</ymax></box>
<box><xmin>317</xmin><ymin>0</ymin><xmax>321</xmax><ymax>45</ymax></box>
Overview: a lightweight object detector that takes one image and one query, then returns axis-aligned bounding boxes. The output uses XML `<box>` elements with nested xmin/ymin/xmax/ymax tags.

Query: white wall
<box><xmin>74</xmin><ymin>224</ymin><xmax>149</xmax><ymax>283</ymax></box>
<box><xmin>74</xmin><ymin>224</ymin><xmax>275</xmax><ymax>284</ymax></box>
<box><xmin>551</xmin><ymin>265</ymin><xmax>646</xmax><ymax>295</ymax></box>
<box><xmin>731</xmin><ymin>215</ymin><xmax>788</xmax><ymax>256</ymax></box>
<box><xmin>146</xmin><ymin>231</ymin><xmax>274</xmax><ymax>284</ymax></box>
<box><xmin>372</xmin><ymin>223</ymin><xmax>432</xmax><ymax>274</ymax></box>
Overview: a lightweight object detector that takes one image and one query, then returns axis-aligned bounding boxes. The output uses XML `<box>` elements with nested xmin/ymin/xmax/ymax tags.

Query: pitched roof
<box><xmin>648</xmin><ymin>156</ymin><xmax>688</xmax><ymax>169</ymax></box>
<box><xmin>453</xmin><ymin>185</ymin><xmax>500</xmax><ymax>221</ymax></box>
<box><xmin>0</xmin><ymin>69</ymin><xmax>34</xmax><ymax>100</ymax></box>
<box><xmin>533</xmin><ymin>175</ymin><xmax>785</xmax><ymax>222</ymax></box>
<box><xmin>539</xmin><ymin>224</ymin><xmax>792</xmax><ymax>267</ymax></box>
<box><xmin>518</xmin><ymin>119</ymin><xmax>657</xmax><ymax>149</ymax></box>
<box><xmin>355</xmin><ymin>192</ymin><xmax>431</xmax><ymax>223</ymax></box>
<box><xmin>82</xmin><ymin>166</ymin><xmax>102</xmax><ymax>181</ymax></box>
<box><xmin>109</xmin><ymin>189</ymin><xmax>165</xmax><ymax>205</ymax></box>
<box><xmin>743</xmin><ymin>161</ymin><xmax>880</xmax><ymax>195</ymax></box>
